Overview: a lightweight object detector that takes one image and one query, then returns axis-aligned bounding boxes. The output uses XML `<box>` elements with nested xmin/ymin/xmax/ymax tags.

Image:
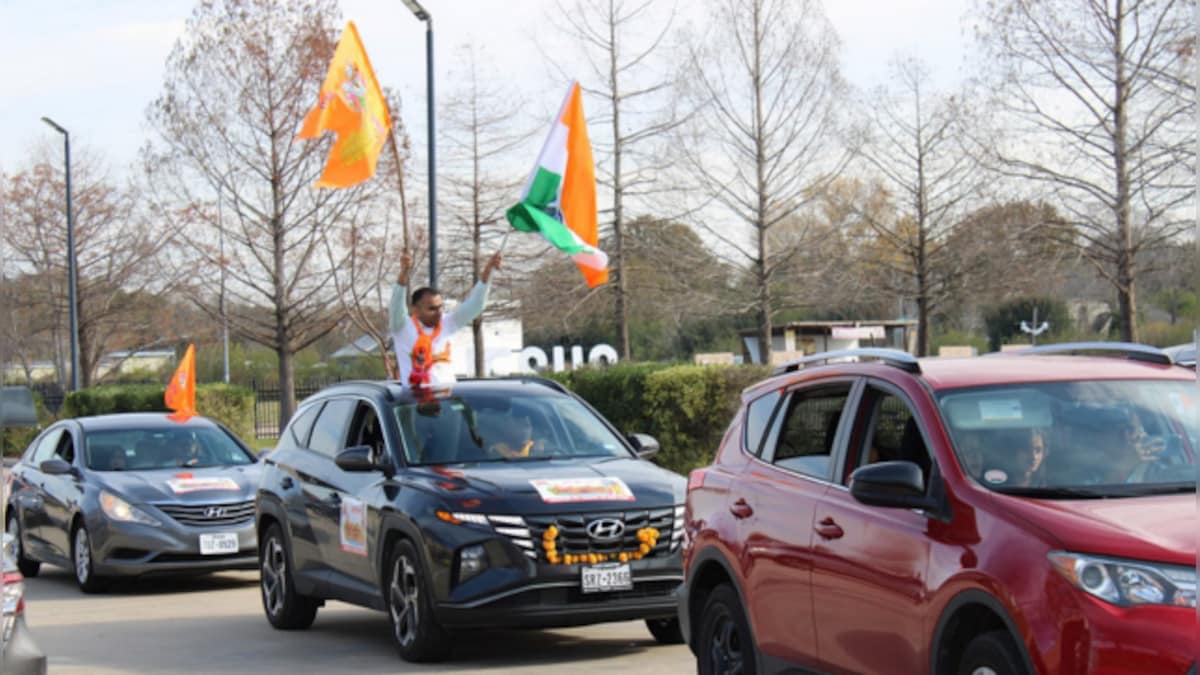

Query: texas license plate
<box><xmin>581</xmin><ymin>563</ymin><xmax>633</xmax><ymax>593</ymax></box>
<box><xmin>199</xmin><ymin>532</ymin><xmax>239</xmax><ymax>555</ymax></box>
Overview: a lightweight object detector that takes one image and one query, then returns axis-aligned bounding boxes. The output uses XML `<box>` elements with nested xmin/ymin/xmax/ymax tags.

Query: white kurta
<box><xmin>389</xmin><ymin>282</ymin><xmax>490</xmax><ymax>386</ymax></box>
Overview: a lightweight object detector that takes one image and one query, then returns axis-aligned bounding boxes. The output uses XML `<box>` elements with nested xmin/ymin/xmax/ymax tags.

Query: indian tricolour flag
<box><xmin>506</xmin><ymin>81</ymin><xmax>609</xmax><ymax>288</ymax></box>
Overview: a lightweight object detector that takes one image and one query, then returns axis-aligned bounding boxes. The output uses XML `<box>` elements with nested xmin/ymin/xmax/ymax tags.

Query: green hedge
<box><xmin>60</xmin><ymin>383</ymin><xmax>256</xmax><ymax>446</ymax></box>
<box><xmin>554</xmin><ymin>363</ymin><xmax>771</xmax><ymax>475</ymax></box>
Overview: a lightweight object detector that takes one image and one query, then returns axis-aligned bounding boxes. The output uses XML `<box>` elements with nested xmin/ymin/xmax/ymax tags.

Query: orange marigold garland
<box><xmin>541</xmin><ymin>526</ymin><xmax>660</xmax><ymax>565</ymax></box>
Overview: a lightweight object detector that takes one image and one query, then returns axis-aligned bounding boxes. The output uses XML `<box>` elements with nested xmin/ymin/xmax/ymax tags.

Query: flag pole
<box><xmin>387</xmin><ymin>129</ymin><xmax>411</xmax><ymax>254</ymax></box>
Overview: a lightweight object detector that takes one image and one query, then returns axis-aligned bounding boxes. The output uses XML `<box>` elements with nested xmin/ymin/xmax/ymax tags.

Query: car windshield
<box><xmin>938</xmin><ymin>380</ymin><xmax>1197</xmax><ymax>497</ymax></box>
<box><xmin>392</xmin><ymin>392</ymin><xmax>632</xmax><ymax>465</ymax></box>
<box><xmin>85</xmin><ymin>427</ymin><xmax>256</xmax><ymax>471</ymax></box>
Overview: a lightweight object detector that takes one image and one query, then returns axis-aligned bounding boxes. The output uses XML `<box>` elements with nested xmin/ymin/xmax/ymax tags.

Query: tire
<box><xmin>71</xmin><ymin>523</ymin><xmax>107</xmax><ymax>593</ymax></box>
<box><xmin>646</xmin><ymin>617</ymin><xmax>685</xmax><ymax>644</ymax></box>
<box><xmin>386</xmin><ymin>539</ymin><xmax>451</xmax><ymax>662</ymax></box>
<box><xmin>697</xmin><ymin>585</ymin><xmax>757</xmax><ymax>675</ymax></box>
<box><xmin>259</xmin><ymin>523</ymin><xmax>319</xmax><ymax>629</ymax></box>
<box><xmin>957</xmin><ymin>630</ymin><xmax>1028</xmax><ymax>675</ymax></box>
<box><xmin>7</xmin><ymin>509</ymin><xmax>40</xmax><ymax>578</ymax></box>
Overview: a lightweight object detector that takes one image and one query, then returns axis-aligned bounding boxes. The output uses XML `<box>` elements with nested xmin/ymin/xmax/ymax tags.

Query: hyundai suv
<box><xmin>680</xmin><ymin>344</ymin><xmax>1196</xmax><ymax>675</ymax></box>
<box><xmin>256</xmin><ymin>378</ymin><xmax>686</xmax><ymax>662</ymax></box>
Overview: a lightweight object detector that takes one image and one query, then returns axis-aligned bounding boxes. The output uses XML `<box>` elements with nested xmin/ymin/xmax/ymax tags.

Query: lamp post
<box><xmin>41</xmin><ymin>116</ymin><xmax>80</xmax><ymax>392</ymax></box>
<box><xmin>401</xmin><ymin>0</ymin><xmax>437</xmax><ymax>288</ymax></box>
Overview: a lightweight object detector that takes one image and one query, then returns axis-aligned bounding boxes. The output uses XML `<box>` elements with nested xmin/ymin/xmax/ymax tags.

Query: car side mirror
<box><xmin>627</xmin><ymin>433</ymin><xmax>661</xmax><ymax>460</ymax></box>
<box><xmin>335</xmin><ymin>445</ymin><xmax>381</xmax><ymax>473</ymax></box>
<box><xmin>849</xmin><ymin>461</ymin><xmax>930</xmax><ymax>509</ymax></box>
<box><xmin>40</xmin><ymin>458</ymin><xmax>75</xmax><ymax>476</ymax></box>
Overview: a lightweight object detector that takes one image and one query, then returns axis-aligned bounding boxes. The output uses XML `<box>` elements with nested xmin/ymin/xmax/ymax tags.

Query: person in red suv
<box><xmin>680</xmin><ymin>344</ymin><xmax>1196</xmax><ymax>675</ymax></box>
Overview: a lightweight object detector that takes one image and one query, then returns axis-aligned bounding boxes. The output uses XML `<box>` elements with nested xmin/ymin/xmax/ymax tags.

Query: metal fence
<box><xmin>250</xmin><ymin>377</ymin><xmax>347</xmax><ymax>439</ymax></box>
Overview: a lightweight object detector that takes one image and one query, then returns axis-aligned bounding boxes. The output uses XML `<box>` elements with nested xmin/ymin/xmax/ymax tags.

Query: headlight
<box><xmin>1049</xmin><ymin>551</ymin><xmax>1196</xmax><ymax>608</ymax></box>
<box><xmin>99</xmin><ymin>491</ymin><xmax>161</xmax><ymax>526</ymax></box>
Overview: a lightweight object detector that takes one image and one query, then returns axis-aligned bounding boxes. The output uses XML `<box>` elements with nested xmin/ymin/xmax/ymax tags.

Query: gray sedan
<box><xmin>6</xmin><ymin>413</ymin><xmax>260</xmax><ymax>592</ymax></box>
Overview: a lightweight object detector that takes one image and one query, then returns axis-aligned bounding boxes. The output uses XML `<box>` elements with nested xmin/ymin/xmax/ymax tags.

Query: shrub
<box><xmin>60</xmin><ymin>383</ymin><xmax>256</xmax><ymax>445</ymax></box>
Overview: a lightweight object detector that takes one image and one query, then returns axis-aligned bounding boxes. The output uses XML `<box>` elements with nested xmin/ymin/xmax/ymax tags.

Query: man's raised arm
<box><xmin>449</xmin><ymin>251</ymin><xmax>503</xmax><ymax>329</ymax></box>
<box><xmin>389</xmin><ymin>251</ymin><xmax>413</xmax><ymax>333</ymax></box>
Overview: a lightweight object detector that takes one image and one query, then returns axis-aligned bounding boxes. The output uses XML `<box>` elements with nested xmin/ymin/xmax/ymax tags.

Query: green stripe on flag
<box><xmin>525</xmin><ymin>167</ymin><xmax>562</xmax><ymax>210</ymax></box>
<box><xmin>505</xmin><ymin>202</ymin><xmax>587</xmax><ymax>255</ymax></box>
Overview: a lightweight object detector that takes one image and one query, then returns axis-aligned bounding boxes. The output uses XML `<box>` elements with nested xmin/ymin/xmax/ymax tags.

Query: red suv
<box><xmin>680</xmin><ymin>344</ymin><xmax>1196</xmax><ymax>675</ymax></box>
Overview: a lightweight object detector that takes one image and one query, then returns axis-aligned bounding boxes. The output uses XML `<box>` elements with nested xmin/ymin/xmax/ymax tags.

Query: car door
<box><xmin>810</xmin><ymin>379</ymin><xmax>936</xmax><ymax>675</ymax></box>
<box><xmin>269</xmin><ymin>402</ymin><xmax>326</xmax><ymax>585</ymax></box>
<box><xmin>13</xmin><ymin>427</ymin><xmax>64</xmax><ymax>560</ymax></box>
<box><xmin>734</xmin><ymin>379</ymin><xmax>857</xmax><ymax>669</ymax></box>
<box><xmin>317</xmin><ymin>400</ymin><xmax>392</xmax><ymax>600</ymax></box>
<box><xmin>38</xmin><ymin>425</ymin><xmax>83</xmax><ymax>559</ymax></box>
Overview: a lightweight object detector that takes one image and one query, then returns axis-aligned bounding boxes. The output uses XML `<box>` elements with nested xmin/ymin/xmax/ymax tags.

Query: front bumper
<box><xmin>1</xmin><ymin>615</ymin><xmax>47</xmax><ymax>675</ymax></box>
<box><xmin>89</xmin><ymin>514</ymin><xmax>257</xmax><ymax>577</ymax></box>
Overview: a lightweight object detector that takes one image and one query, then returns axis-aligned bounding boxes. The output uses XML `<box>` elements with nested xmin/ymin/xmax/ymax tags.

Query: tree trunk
<box><xmin>1112</xmin><ymin>0</ymin><xmax>1137</xmax><ymax>343</ymax></box>
<box><xmin>277</xmin><ymin>346</ymin><xmax>295</xmax><ymax>428</ymax></box>
<box><xmin>610</xmin><ymin>11</ymin><xmax>630</xmax><ymax>361</ymax></box>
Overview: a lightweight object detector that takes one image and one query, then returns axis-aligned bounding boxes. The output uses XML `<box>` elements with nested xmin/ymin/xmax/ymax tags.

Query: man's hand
<box><xmin>397</xmin><ymin>250</ymin><xmax>413</xmax><ymax>286</ymax></box>
<box><xmin>481</xmin><ymin>251</ymin><xmax>503</xmax><ymax>283</ymax></box>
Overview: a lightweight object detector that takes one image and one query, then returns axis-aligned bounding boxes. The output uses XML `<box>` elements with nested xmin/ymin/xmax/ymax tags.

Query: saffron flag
<box><xmin>506</xmin><ymin>81</ymin><xmax>609</xmax><ymax>287</ymax></box>
<box><xmin>299</xmin><ymin>21</ymin><xmax>392</xmax><ymax>188</ymax></box>
<box><xmin>164</xmin><ymin>344</ymin><xmax>196</xmax><ymax>422</ymax></box>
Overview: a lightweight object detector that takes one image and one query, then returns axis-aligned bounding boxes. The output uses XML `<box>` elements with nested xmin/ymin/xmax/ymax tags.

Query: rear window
<box><xmin>86</xmin><ymin>426</ymin><xmax>255</xmax><ymax>471</ymax></box>
<box><xmin>938</xmin><ymin>380</ymin><xmax>1197</xmax><ymax>496</ymax></box>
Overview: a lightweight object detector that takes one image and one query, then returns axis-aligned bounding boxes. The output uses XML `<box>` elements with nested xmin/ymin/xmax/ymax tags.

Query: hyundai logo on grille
<box><xmin>204</xmin><ymin>506</ymin><xmax>226</xmax><ymax>519</ymax></box>
<box><xmin>586</xmin><ymin>518</ymin><xmax>625</xmax><ymax>543</ymax></box>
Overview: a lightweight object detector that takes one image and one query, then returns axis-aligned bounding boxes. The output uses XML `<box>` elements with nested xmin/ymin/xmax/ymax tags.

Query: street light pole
<box><xmin>401</xmin><ymin>0</ymin><xmax>437</xmax><ymax>288</ymax></box>
<box><xmin>41</xmin><ymin>116</ymin><xmax>80</xmax><ymax>392</ymax></box>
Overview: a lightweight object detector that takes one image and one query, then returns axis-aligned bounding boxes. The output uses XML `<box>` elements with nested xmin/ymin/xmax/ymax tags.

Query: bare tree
<box><xmin>975</xmin><ymin>0</ymin><xmax>1193</xmax><ymax>342</ymax></box>
<box><xmin>674</xmin><ymin>0</ymin><xmax>849</xmax><ymax>364</ymax></box>
<box><xmin>851</xmin><ymin>57</ymin><xmax>985</xmax><ymax>355</ymax></box>
<box><xmin>146</xmin><ymin>0</ymin><xmax>367</xmax><ymax>424</ymax></box>
<box><xmin>555</xmin><ymin>0</ymin><xmax>682</xmax><ymax>359</ymax></box>
<box><xmin>2</xmin><ymin>150</ymin><xmax>178</xmax><ymax>386</ymax></box>
<box><xmin>440</xmin><ymin>46</ymin><xmax>537</xmax><ymax>375</ymax></box>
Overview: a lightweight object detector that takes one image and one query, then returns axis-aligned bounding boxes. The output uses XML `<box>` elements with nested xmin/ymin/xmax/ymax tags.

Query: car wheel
<box><xmin>697</xmin><ymin>585</ymin><xmax>756</xmax><ymax>675</ymax></box>
<box><xmin>7</xmin><ymin>509</ymin><xmax>40</xmax><ymax>578</ymax></box>
<box><xmin>386</xmin><ymin>539</ymin><xmax>451</xmax><ymax>662</ymax></box>
<box><xmin>259</xmin><ymin>523</ymin><xmax>318</xmax><ymax>629</ymax></box>
<box><xmin>646</xmin><ymin>617</ymin><xmax>685</xmax><ymax>644</ymax></box>
<box><xmin>71</xmin><ymin>523</ymin><xmax>107</xmax><ymax>593</ymax></box>
<box><xmin>957</xmin><ymin>630</ymin><xmax>1028</xmax><ymax>675</ymax></box>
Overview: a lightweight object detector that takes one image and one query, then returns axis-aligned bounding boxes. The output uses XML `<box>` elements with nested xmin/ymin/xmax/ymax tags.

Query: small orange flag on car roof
<box><xmin>165</xmin><ymin>344</ymin><xmax>196</xmax><ymax>422</ymax></box>
<box><xmin>298</xmin><ymin>21</ymin><xmax>392</xmax><ymax>189</ymax></box>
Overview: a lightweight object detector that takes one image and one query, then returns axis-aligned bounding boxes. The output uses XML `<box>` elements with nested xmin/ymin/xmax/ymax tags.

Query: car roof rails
<box><xmin>308</xmin><ymin>380</ymin><xmax>402</xmax><ymax>400</ymax></box>
<box><xmin>485</xmin><ymin>375</ymin><xmax>571</xmax><ymax>394</ymax></box>
<box><xmin>772</xmin><ymin>348</ymin><xmax>920</xmax><ymax>376</ymax></box>
<box><xmin>993</xmin><ymin>341</ymin><xmax>1172</xmax><ymax>365</ymax></box>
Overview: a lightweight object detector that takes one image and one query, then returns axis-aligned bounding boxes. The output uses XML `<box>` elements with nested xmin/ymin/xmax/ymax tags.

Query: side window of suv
<box><xmin>850</xmin><ymin>386</ymin><xmax>932</xmax><ymax>489</ymax></box>
<box><xmin>348</xmin><ymin>401</ymin><xmax>386</xmax><ymax>462</ymax></box>
<box><xmin>765</xmin><ymin>384</ymin><xmax>852</xmax><ymax>480</ymax></box>
<box><xmin>308</xmin><ymin>399</ymin><xmax>355</xmax><ymax>457</ymax></box>
<box><xmin>744</xmin><ymin>390</ymin><xmax>782</xmax><ymax>456</ymax></box>
<box><xmin>278</xmin><ymin>403</ymin><xmax>321</xmax><ymax>452</ymax></box>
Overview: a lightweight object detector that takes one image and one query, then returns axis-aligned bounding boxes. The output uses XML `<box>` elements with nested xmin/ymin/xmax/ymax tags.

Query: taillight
<box><xmin>2</xmin><ymin>570</ymin><xmax>25</xmax><ymax>616</ymax></box>
<box><xmin>687</xmin><ymin>469</ymin><xmax>706</xmax><ymax>491</ymax></box>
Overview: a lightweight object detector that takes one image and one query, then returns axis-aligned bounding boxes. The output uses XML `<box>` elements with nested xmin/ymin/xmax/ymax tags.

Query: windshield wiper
<box><xmin>997</xmin><ymin>483</ymin><xmax>1196</xmax><ymax>499</ymax></box>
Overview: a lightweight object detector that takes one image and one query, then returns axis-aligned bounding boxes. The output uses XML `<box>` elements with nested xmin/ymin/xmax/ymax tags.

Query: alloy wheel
<box><xmin>707</xmin><ymin>613</ymin><xmax>745</xmax><ymax>675</ymax></box>
<box><xmin>261</xmin><ymin>536</ymin><xmax>287</xmax><ymax>617</ymax></box>
<box><xmin>389</xmin><ymin>553</ymin><xmax>420</xmax><ymax>647</ymax></box>
<box><xmin>74</xmin><ymin>527</ymin><xmax>91</xmax><ymax>584</ymax></box>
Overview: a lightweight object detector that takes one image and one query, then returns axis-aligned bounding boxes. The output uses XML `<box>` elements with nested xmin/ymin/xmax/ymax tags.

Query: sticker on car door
<box><xmin>340</xmin><ymin>496</ymin><xmax>368</xmax><ymax>556</ymax></box>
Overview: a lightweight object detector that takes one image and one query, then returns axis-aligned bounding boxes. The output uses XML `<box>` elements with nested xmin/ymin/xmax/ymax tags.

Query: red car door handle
<box><xmin>815</xmin><ymin>517</ymin><xmax>844</xmax><ymax>539</ymax></box>
<box><xmin>729</xmin><ymin>499</ymin><xmax>753</xmax><ymax>519</ymax></box>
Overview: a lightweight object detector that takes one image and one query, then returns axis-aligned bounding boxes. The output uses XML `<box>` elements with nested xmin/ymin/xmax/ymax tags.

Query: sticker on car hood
<box><xmin>165</xmin><ymin>477</ymin><xmax>241</xmax><ymax>494</ymax></box>
<box><xmin>530</xmin><ymin>477</ymin><xmax>636</xmax><ymax>503</ymax></box>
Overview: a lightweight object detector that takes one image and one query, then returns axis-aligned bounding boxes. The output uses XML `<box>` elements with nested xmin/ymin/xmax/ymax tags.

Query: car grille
<box><xmin>153</xmin><ymin>500</ymin><xmax>255</xmax><ymax>527</ymax></box>
<box><xmin>486</xmin><ymin>506</ymin><xmax>685</xmax><ymax>562</ymax></box>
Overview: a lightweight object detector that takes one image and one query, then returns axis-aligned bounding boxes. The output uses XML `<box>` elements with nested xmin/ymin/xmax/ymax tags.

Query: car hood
<box><xmin>997</xmin><ymin>492</ymin><xmax>1193</xmax><ymax>565</ymax></box>
<box><xmin>96</xmin><ymin>464</ymin><xmax>261</xmax><ymax>504</ymax></box>
<box><xmin>415</xmin><ymin>457</ymin><xmax>686</xmax><ymax>512</ymax></box>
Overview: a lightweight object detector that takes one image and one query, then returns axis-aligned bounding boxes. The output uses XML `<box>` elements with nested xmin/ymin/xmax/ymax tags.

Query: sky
<box><xmin>0</xmin><ymin>0</ymin><xmax>972</xmax><ymax>176</ymax></box>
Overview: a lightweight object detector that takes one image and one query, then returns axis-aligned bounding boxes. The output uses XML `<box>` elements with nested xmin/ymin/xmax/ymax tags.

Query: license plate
<box><xmin>581</xmin><ymin>563</ymin><xmax>633</xmax><ymax>593</ymax></box>
<box><xmin>199</xmin><ymin>532</ymin><xmax>239</xmax><ymax>555</ymax></box>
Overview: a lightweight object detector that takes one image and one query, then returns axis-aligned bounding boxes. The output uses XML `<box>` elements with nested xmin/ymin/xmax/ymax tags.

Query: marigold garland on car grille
<box><xmin>540</xmin><ymin>525</ymin><xmax>660</xmax><ymax>565</ymax></box>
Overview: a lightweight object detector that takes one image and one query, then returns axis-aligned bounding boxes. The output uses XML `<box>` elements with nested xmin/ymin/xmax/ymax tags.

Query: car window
<box><xmin>308</xmin><ymin>399</ymin><xmax>355</xmax><ymax>457</ymax></box>
<box><xmin>348</xmin><ymin>401</ymin><xmax>387</xmax><ymax>462</ymax></box>
<box><xmin>766</xmin><ymin>384</ymin><xmax>852</xmax><ymax>480</ymax></box>
<box><xmin>84</xmin><ymin>426</ymin><xmax>256</xmax><ymax>471</ymax></box>
<box><xmin>848</xmin><ymin>387</ymin><xmax>932</xmax><ymax>489</ymax></box>
<box><xmin>278</xmin><ymin>403</ymin><xmax>321</xmax><ymax>452</ymax></box>
<box><xmin>29</xmin><ymin>428</ymin><xmax>64</xmax><ymax>465</ymax></box>
<box><xmin>939</xmin><ymin>380</ymin><xmax>1198</xmax><ymax>494</ymax></box>
<box><xmin>744</xmin><ymin>390</ymin><xmax>782</xmax><ymax>456</ymax></box>
<box><xmin>393</xmin><ymin>392</ymin><xmax>631</xmax><ymax>465</ymax></box>
<box><xmin>55</xmin><ymin>430</ymin><xmax>77</xmax><ymax>464</ymax></box>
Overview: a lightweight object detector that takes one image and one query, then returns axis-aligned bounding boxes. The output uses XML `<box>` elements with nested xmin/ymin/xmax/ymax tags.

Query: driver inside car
<box><xmin>489</xmin><ymin>415</ymin><xmax>545</xmax><ymax>459</ymax></box>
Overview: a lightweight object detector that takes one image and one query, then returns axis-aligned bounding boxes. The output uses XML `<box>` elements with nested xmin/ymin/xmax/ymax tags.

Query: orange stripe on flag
<box><xmin>559</xmin><ymin>83</ymin><xmax>608</xmax><ymax>287</ymax></box>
